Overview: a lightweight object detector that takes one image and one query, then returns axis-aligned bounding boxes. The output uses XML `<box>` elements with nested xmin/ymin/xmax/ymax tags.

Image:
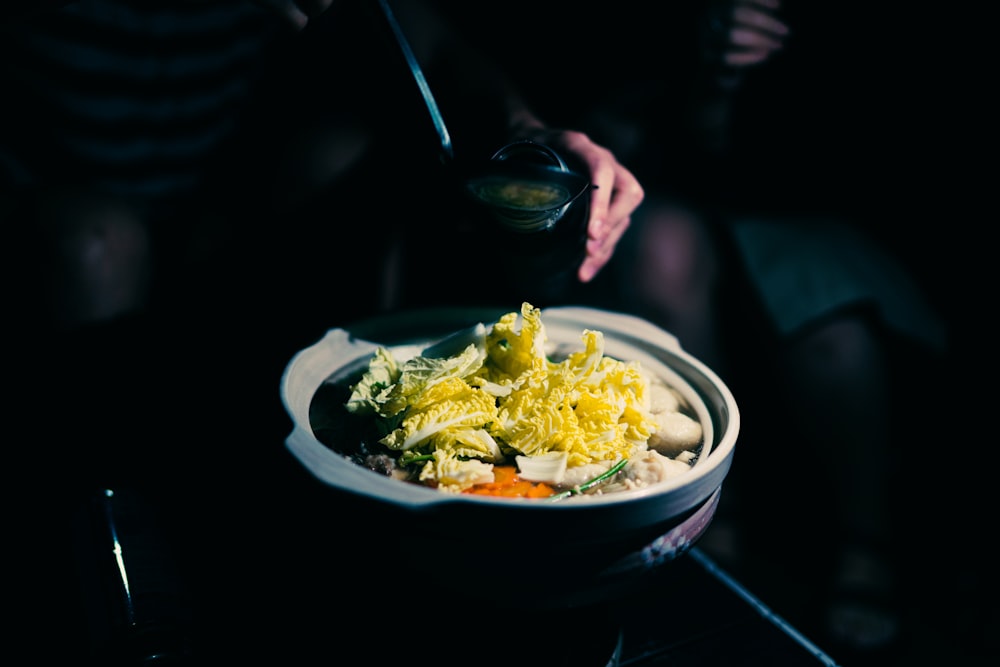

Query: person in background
<box><xmin>456</xmin><ymin>0</ymin><xmax>953</xmax><ymax>662</ymax></box>
<box><xmin>2</xmin><ymin>0</ymin><xmax>642</xmax><ymax>338</ymax></box>
<box><xmin>595</xmin><ymin>1</ymin><xmax>952</xmax><ymax>662</ymax></box>
<box><xmin>2</xmin><ymin>0</ymin><xmax>644</xmax><ymax>490</ymax></box>
<box><xmin>2</xmin><ymin>1</ymin><xmax>643</xmax><ymax>661</ymax></box>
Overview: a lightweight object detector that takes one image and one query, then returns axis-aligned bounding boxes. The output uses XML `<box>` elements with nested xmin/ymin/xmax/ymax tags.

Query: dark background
<box><xmin>433</xmin><ymin>1</ymin><xmax>988</xmax><ymax>664</ymax></box>
<box><xmin>8</xmin><ymin>1</ymin><xmax>987</xmax><ymax>664</ymax></box>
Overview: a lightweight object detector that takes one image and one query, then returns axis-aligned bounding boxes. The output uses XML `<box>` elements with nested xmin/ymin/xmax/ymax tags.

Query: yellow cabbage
<box><xmin>347</xmin><ymin>302</ymin><xmax>661</xmax><ymax>493</ymax></box>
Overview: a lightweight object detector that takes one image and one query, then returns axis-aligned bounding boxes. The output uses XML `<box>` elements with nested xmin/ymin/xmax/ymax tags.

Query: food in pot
<box><xmin>472</xmin><ymin>177</ymin><xmax>569</xmax><ymax>211</ymax></box>
<box><xmin>336</xmin><ymin>302</ymin><xmax>703</xmax><ymax>499</ymax></box>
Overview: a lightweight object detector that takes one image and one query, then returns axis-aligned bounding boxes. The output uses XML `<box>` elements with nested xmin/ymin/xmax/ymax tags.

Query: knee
<box><xmin>34</xmin><ymin>189</ymin><xmax>152</xmax><ymax>328</ymax></box>
<box><xmin>782</xmin><ymin>310</ymin><xmax>888</xmax><ymax>401</ymax></box>
<box><xmin>270</xmin><ymin>120</ymin><xmax>372</xmax><ymax>212</ymax></box>
<box><xmin>634</xmin><ymin>201</ymin><xmax>719</xmax><ymax>305</ymax></box>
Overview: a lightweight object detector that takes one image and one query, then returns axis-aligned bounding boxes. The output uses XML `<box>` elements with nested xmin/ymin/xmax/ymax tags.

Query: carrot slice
<box><xmin>463</xmin><ymin>465</ymin><xmax>555</xmax><ymax>498</ymax></box>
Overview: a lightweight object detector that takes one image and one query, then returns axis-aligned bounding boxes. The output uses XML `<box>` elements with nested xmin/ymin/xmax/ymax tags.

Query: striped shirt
<box><xmin>0</xmin><ymin>1</ymin><xmax>283</xmax><ymax>215</ymax></box>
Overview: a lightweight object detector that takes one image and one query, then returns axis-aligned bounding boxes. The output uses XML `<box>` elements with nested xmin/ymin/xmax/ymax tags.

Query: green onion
<box><xmin>547</xmin><ymin>459</ymin><xmax>628</xmax><ymax>502</ymax></box>
<box><xmin>399</xmin><ymin>453</ymin><xmax>433</xmax><ymax>466</ymax></box>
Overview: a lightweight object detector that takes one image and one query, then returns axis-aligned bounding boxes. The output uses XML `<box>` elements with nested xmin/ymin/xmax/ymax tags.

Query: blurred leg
<box><xmin>629</xmin><ymin>198</ymin><xmax>725</xmax><ymax>373</ymax></box>
<box><xmin>780</xmin><ymin>313</ymin><xmax>892</xmax><ymax>542</ymax></box>
<box><xmin>777</xmin><ymin>311</ymin><xmax>902</xmax><ymax>656</ymax></box>
<box><xmin>33</xmin><ymin>188</ymin><xmax>152</xmax><ymax>331</ymax></box>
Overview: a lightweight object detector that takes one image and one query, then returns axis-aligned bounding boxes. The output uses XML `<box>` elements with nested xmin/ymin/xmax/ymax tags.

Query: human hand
<box><xmin>703</xmin><ymin>0</ymin><xmax>789</xmax><ymax>81</ymax></box>
<box><xmin>253</xmin><ymin>0</ymin><xmax>335</xmax><ymax>30</ymax></box>
<box><xmin>523</xmin><ymin>128</ymin><xmax>645</xmax><ymax>282</ymax></box>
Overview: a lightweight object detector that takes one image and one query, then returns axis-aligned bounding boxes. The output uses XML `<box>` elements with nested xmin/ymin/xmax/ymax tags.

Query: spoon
<box><xmin>374</xmin><ymin>0</ymin><xmax>590</xmax><ymax>221</ymax></box>
<box><xmin>374</xmin><ymin>0</ymin><xmax>453</xmax><ymax>164</ymax></box>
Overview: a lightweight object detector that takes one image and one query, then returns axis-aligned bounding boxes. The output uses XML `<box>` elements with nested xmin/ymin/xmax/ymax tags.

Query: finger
<box><xmin>586</xmin><ymin>172</ymin><xmax>613</xmax><ymax>239</ymax></box>
<box><xmin>739</xmin><ymin>0</ymin><xmax>783</xmax><ymax>13</ymax></box>
<box><xmin>296</xmin><ymin>0</ymin><xmax>335</xmax><ymax>18</ymax></box>
<box><xmin>259</xmin><ymin>0</ymin><xmax>310</xmax><ymax>29</ymax></box>
<box><xmin>723</xmin><ymin>48</ymin><xmax>776</xmax><ymax>67</ymax></box>
<box><xmin>604</xmin><ymin>166</ymin><xmax>644</xmax><ymax>230</ymax></box>
<box><xmin>579</xmin><ymin>166</ymin><xmax>642</xmax><ymax>282</ymax></box>
<box><xmin>579</xmin><ymin>214</ymin><xmax>631</xmax><ymax>282</ymax></box>
<box><xmin>729</xmin><ymin>25</ymin><xmax>786</xmax><ymax>50</ymax></box>
<box><xmin>572</xmin><ymin>141</ymin><xmax>616</xmax><ymax>235</ymax></box>
<box><xmin>733</xmin><ymin>0</ymin><xmax>782</xmax><ymax>10</ymax></box>
<box><xmin>732</xmin><ymin>7</ymin><xmax>789</xmax><ymax>37</ymax></box>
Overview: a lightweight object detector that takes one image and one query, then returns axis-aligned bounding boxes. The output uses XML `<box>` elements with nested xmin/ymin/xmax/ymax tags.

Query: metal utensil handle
<box><xmin>375</xmin><ymin>0</ymin><xmax>454</xmax><ymax>163</ymax></box>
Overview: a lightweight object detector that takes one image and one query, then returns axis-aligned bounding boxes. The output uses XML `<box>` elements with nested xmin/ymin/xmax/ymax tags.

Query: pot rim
<box><xmin>281</xmin><ymin>306</ymin><xmax>740</xmax><ymax>516</ymax></box>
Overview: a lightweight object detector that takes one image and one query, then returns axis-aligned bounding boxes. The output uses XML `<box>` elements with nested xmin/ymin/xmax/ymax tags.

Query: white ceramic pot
<box><xmin>280</xmin><ymin>306</ymin><xmax>740</xmax><ymax>608</ymax></box>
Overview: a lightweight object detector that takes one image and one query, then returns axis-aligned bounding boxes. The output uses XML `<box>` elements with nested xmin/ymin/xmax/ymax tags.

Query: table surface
<box><xmin>64</xmin><ymin>484</ymin><xmax>843</xmax><ymax>666</ymax></box>
<box><xmin>613</xmin><ymin>546</ymin><xmax>840</xmax><ymax>666</ymax></box>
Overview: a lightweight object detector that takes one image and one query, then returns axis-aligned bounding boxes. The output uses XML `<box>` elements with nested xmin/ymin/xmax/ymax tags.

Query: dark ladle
<box><xmin>375</xmin><ymin>0</ymin><xmax>591</xmax><ymax>226</ymax></box>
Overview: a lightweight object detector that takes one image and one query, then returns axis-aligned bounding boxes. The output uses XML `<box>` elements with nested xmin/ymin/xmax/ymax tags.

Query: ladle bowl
<box><xmin>460</xmin><ymin>142</ymin><xmax>591</xmax><ymax>231</ymax></box>
<box><xmin>375</xmin><ymin>0</ymin><xmax>590</xmax><ymax>230</ymax></box>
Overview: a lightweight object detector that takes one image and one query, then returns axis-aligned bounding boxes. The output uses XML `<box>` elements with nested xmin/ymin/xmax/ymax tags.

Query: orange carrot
<box><xmin>463</xmin><ymin>465</ymin><xmax>556</xmax><ymax>498</ymax></box>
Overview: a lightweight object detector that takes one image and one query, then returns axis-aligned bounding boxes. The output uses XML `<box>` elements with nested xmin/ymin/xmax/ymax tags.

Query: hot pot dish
<box><xmin>280</xmin><ymin>303</ymin><xmax>739</xmax><ymax>608</ymax></box>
